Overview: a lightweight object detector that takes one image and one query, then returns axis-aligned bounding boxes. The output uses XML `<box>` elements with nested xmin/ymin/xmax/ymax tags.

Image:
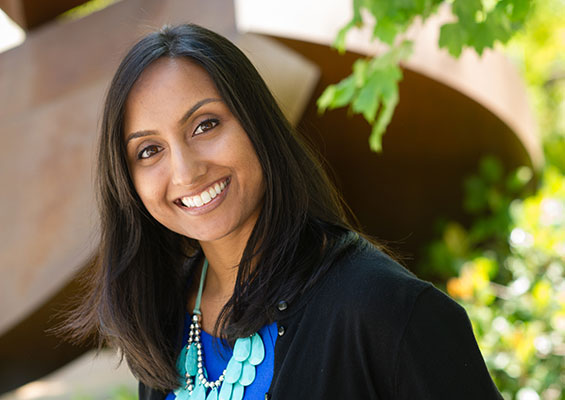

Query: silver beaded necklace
<box><xmin>174</xmin><ymin>259</ymin><xmax>265</xmax><ymax>400</ymax></box>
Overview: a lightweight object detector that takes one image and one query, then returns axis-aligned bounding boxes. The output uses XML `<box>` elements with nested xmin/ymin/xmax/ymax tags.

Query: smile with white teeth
<box><xmin>180</xmin><ymin>179</ymin><xmax>228</xmax><ymax>208</ymax></box>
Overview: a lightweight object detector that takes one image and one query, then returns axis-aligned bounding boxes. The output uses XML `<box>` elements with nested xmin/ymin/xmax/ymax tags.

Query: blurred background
<box><xmin>0</xmin><ymin>0</ymin><xmax>563</xmax><ymax>399</ymax></box>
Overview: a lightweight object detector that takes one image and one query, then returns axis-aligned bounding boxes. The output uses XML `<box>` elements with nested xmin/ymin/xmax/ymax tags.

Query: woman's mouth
<box><xmin>177</xmin><ymin>177</ymin><xmax>230</xmax><ymax>209</ymax></box>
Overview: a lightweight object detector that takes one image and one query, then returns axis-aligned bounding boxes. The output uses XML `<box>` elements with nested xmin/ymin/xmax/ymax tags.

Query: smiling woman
<box><xmin>63</xmin><ymin>24</ymin><xmax>504</xmax><ymax>400</ymax></box>
<box><xmin>123</xmin><ymin>58</ymin><xmax>265</xmax><ymax>245</ymax></box>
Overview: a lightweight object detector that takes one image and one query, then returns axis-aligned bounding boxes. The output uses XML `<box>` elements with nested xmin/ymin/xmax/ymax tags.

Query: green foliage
<box><xmin>421</xmin><ymin>156</ymin><xmax>530</xmax><ymax>281</ymax></box>
<box><xmin>422</xmin><ymin>158</ymin><xmax>565</xmax><ymax>399</ymax></box>
<box><xmin>440</xmin><ymin>0</ymin><xmax>531</xmax><ymax>57</ymax></box>
<box><xmin>420</xmin><ymin>2</ymin><xmax>565</xmax><ymax>397</ymax></box>
<box><xmin>318</xmin><ymin>0</ymin><xmax>532</xmax><ymax>152</ymax></box>
<box><xmin>333</xmin><ymin>0</ymin><xmax>443</xmax><ymax>52</ymax></box>
<box><xmin>317</xmin><ymin>42</ymin><xmax>411</xmax><ymax>151</ymax></box>
<box><xmin>505</xmin><ymin>0</ymin><xmax>565</xmax><ymax>174</ymax></box>
<box><xmin>321</xmin><ymin>2</ymin><xmax>565</xmax><ymax>398</ymax></box>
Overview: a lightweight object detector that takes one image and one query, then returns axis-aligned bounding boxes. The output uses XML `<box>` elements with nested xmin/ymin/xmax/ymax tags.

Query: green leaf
<box><xmin>332</xmin><ymin>75</ymin><xmax>357</xmax><ymax>108</ymax></box>
<box><xmin>394</xmin><ymin>39</ymin><xmax>414</xmax><ymax>61</ymax></box>
<box><xmin>353</xmin><ymin>59</ymin><xmax>369</xmax><ymax>87</ymax></box>
<box><xmin>485</xmin><ymin>7</ymin><xmax>513</xmax><ymax>44</ymax></box>
<box><xmin>365</xmin><ymin>0</ymin><xmax>387</xmax><ymax>20</ymax></box>
<box><xmin>439</xmin><ymin>22</ymin><xmax>468</xmax><ymax>57</ymax></box>
<box><xmin>316</xmin><ymin>85</ymin><xmax>336</xmax><ymax>113</ymax></box>
<box><xmin>368</xmin><ymin>124</ymin><xmax>384</xmax><ymax>152</ymax></box>
<box><xmin>373</xmin><ymin>17</ymin><xmax>400</xmax><ymax>45</ymax></box>
<box><xmin>317</xmin><ymin>75</ymin><xmax>357</xmax><ymax>112</ymax></box>
<box><xmin>352</xmin><ymin>74</ymin><xmax>381</xmax><ymax>123</ymax></box>
<box><xmin>503</xmin><ymin>0</ymin><xmax>530</xmax><ymax>21</ymax></box>
<box><xmin>470</xmin><ymin>21</ymin><xmax>496</xmax><ymax>55</ymax></box>
<box><xmin>381</xmin><ymin>63</ymin><xmax>402</xmax><ymax>83</ymax></box>
<box><xmin>334</xmin><ymin>21</ymin><xmax>356</xmax><ymax>54</ymax></box>
<box><xmin>334</xmin><ymin>0</ymin><xmax>365</xmax><ymax>53</ymax></box>
<box><xmin>352</xmin><ymin>61</ymin><xmax>403</xmax><ymax>125</ymax></box>
<box><xmin>452</xmin><ymin>0</ymin><xmax>483</xmax><ymax>25</ymax></box>
<box><xmin>417</xmin><ymin>0</ymin><xmax>444</xmax><ymax>20</ymax></box>
<box><xmin>369</xmin><ymin>86</ymin><xmax>399</xmax><ymax>152</ymax></box>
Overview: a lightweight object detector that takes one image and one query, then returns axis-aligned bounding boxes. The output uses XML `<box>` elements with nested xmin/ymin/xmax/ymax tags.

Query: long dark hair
<box><xmin>66</xmin><ymin>24</ymin><xmax>361</xmax><ymax>391</ymax></box>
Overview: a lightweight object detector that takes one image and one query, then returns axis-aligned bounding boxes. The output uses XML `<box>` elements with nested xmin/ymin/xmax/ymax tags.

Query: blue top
<box><xmin>166</xmin><ymin>314</ymin><xmax>277</xmax><ymax>400</ymax></box>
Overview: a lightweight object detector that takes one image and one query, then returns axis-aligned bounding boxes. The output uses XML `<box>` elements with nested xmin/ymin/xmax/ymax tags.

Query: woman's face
<box><xmin>123</xmin><ymin>57</ymin><xmax>265</xmax><ymax>244</ymax></box>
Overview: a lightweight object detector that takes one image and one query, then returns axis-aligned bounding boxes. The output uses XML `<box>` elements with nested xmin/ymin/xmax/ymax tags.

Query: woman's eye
<box><xmin>138</xmin><ymin>145</ymin><xmax>160</xmax><ymax>159</ymax></box>
<box><xmin>193</xmin><ymin>119</ymin><xmax>219</xmax><ymax>136</ymax></box>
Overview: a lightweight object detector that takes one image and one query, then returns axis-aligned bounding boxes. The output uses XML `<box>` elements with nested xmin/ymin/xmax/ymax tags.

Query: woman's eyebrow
<box><xmin>125</xmin><ymin>130</ymin><xmax>156</xmax><ymax>144</ymax></box>
<box><xmin>125</xmin><ymin>97</ymin><xmax>222</xmax><ymax>144</ymax></box>
<box><xmin>178</xmin><ymin>97</ymin><xmax>222</xmax><ymax>125</ymax></box>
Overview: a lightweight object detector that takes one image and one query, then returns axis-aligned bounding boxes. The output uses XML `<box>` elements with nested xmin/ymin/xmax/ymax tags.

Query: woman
<box><xmin>68</xmin><ymin>24</ymin><xmax>503</xmax><ymax>399</ymax></box>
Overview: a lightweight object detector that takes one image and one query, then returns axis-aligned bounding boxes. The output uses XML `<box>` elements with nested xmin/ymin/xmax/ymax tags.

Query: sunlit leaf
<box><xmin>452</xmin><ymin>0</ymin><xmax>483</xmax><ymax>23</ymax></box>
<box><xmin>353</xmin><ymin>59</ymin><xmax>369</xmax><ymax>87</ymax></box>
<box><xmin>373</xmin><ymin>17</ymin><xmax>399</xmax><ymax>45</ymax></box>
<box><xmin>316</xmin><ymin>85</ymin><xmax>336</xmax><ymax>113</ymax></box>
<box><xmin>332</xmin><ymin>76</ymin><xmax>357</xmax><ymax>108</ymax></box>
<box><xmin>352</xmin><ymin>74</ymin><xmax>381</xmax><ymax>123</ymax></box>
<box><xmin>369</xmin><ymin>83</ymin><xmax>399</xmax><ymax>152</ymax></box>
<box><xmin>439</xmin><ymin>23</ymin><xmax>468</xmax><ymax>57</ymax></box>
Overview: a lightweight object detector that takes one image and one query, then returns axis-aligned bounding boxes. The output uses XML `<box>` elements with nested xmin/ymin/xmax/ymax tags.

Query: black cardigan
<box><xmin>139</xmin><ymin>237</ymin><xmax>502</xmax><ymax>399</ymax></box>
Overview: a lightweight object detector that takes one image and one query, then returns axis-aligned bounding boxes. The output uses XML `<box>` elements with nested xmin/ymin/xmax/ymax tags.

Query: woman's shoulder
<box><xmin>324</xmin><ymin>234</ymin><xmax>433</xmax><ymax>310</ymax></box>
<box><xmin>315</xmin><ymin>234</ymin><xmax>471</xmax><ymax>339</ymax></box>
<box><xmin>299</xmin><ymin>233</ymin><xmax>469</xmax><ymax>335</ymax></box>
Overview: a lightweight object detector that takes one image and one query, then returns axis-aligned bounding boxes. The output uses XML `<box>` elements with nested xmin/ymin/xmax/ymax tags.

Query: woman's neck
<box><xmin>199</xmin><ymin>240</ymin><xmax>241</xmax><ymax>298</ymax></box>
<box><xmin>191</xmin><ymin>227</ymin><xmax>254</xmax><ymax>333</ymax></box>
<box><xmin>197</xmin><ymin>205</ymin><xmax>261</xmax><ymax>300</ymax></box>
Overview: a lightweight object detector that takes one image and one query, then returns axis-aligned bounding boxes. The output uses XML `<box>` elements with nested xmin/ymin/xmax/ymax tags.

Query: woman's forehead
<box><xmin>123</xmin><ymin>58</ymin><xmax>220</xmax><ymax>135</ymax></box>
<box><xmin>128</xmin><ymin>57</ymin><xmax>217</xmax><ymax>101</ymax></box>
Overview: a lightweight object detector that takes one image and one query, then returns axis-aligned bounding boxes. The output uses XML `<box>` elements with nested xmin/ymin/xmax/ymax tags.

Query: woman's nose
<box><xmin>169</xmin><ymin>144</ymin><xmax>206</xmax><ymax>186</ymax></box>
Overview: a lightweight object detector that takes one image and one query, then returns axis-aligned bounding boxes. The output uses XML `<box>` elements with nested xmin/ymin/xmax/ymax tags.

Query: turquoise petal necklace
<box><xmin>174</xmin><ymin>259</ymin><xmax>265</xmax><ymax>400</ymax></box>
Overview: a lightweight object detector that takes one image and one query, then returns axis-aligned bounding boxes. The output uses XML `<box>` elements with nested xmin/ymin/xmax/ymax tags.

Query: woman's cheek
<box><xmin>133</xmin><ymin>167</ymin><xmax>167</xmax><ymax>207</ymax></box>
